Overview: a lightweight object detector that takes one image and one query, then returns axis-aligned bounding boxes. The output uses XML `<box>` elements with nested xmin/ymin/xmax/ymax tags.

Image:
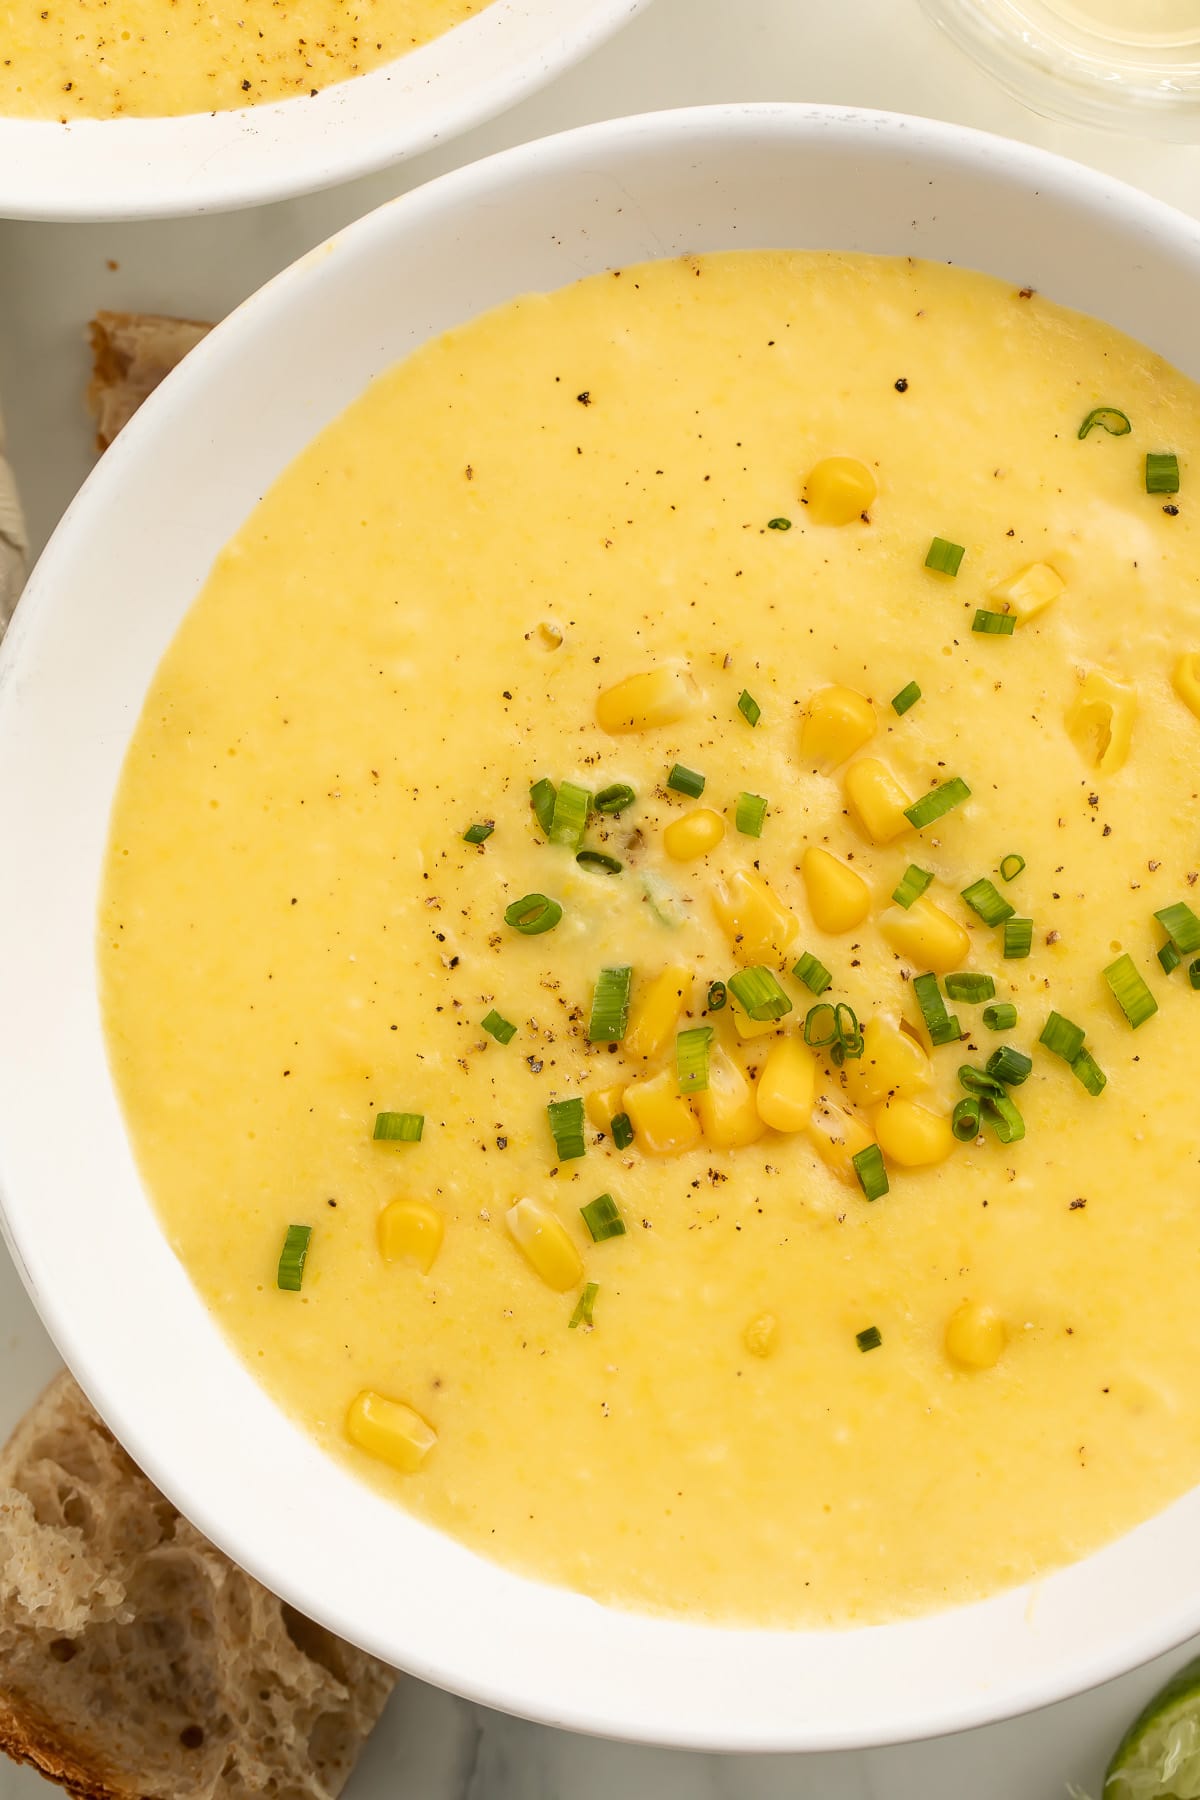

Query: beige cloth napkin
<box><xmin>0</xmin><ymin>403</ymin><xmax>27</xmax><ymax>636</ymax></box>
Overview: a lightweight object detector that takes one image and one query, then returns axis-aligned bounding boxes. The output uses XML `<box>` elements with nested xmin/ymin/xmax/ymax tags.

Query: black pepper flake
<box><xmin>577</xmin><ymin>391</ymin><xmax>591</xmax><ymax>406</ymax></box>
<box><xmin>1164</xmin><ymin>504</ymin><xmax>1180</xmax><ymax>516</ymax></box>
<box><xmin>893</xmin><ymin>377</ymin><xmax>908</xmax><ymax>392</ymax></box>
<box><xmin>1070</xmin><ymin>1198</ymin><xmax>1087</xmax><ymax>1210</ymax></box>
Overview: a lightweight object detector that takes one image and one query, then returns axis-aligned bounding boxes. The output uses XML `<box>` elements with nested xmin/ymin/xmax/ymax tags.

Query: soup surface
<box><xmin>100</xmin><ymin>252</ymin><xmax>1200</xmax><ymax>1627</ymax></box>
<box><xmin>0</xmin><ymin>0</ymin><xmax>483</xmax><ymax>118</ymax></box>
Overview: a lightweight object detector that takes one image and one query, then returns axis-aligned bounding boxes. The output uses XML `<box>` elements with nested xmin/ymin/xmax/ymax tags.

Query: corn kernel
<box><xmin>623</xmin><ymin>1066</ymin><xmax>701</xmax><ymax>1156</ymax></box>
<box><xmin>377</xmin><ymin>1197</ymin><xmax>445</xmax><ymax>1274</ymax></box>
<box><xmin>843</xmin><ymin>757</ymin><xmax>913</xmax><ymax>845</ymax></box>
<box><xmin>804</xmin><ymin>456</ymin><xmax>877</xmax><ymax>526</ymax></box>
<box><xmin>1173</xmin><ymin>652</ymin><xmax>1200</xmax><ymax>722</ymax></box>
<box><xmin>743</xmin><ymin>1313</ymin><xmax>779</xmax><ymax>1358</ymax></box>
<box><xmin>1065</xmin><ymin>669</ymin><xmax>1136</xmax><ymax>774</ymax></box>
<box><xmin>595</xmin><ymin>666</ymin><xmax>696</xmax><ymax>733</ymax></box>
<box><xmin>755</xmin><ymin>1034</ymin><xmax>817</xmax><ymax>1132</ymax></box>
<box><xmin>989</xmin><ymin>561</ymin><xmax>1065</xmax><ymax>621</ymax></box>
<box><xmin>880</xmin><ymin>896</ymin><xmax>970</xmax><ymax>974</ymax></box>
<box><xmin>346</xmin><ymin>1390</ymin><xmax>437</xmax><ymax>1473</ymax></box>
<box><xmin>808</xmin><ymin>1094</ymin><xmax>875</xmax><ymax>1185</ymax></box>
<box><xmin>944</xmin><ymin>1301</ymin><xmax>1007</xmax><ymax>1371</ymax></box>
<box><xmin>694</xmin><ymin>1045</ymin><xmax>763</xmax><ymax>1149</ymax></box>
<box><xmin>729</xmin><ymin>997</ymin><xmax>785</xmax><ymax>1040</ymax></box>
<box><xmin>874</xmin><ymin>1096</ymin><xmax>954</xmax><ymax>1168</ymax></box>
<box><xmin>799</xmin><ymin>684</ymin><xmax>876</xmax><ymax>770</ymax></box>
<box><xmin>801</xmin><ymin>846</ymin><xmax>871</xmax><ymax>935</ymax></box>
<box><xmin>711</xmin><ymin>868</ymin><xmax>798</xmax><ymax>963</ymax></box>
<box><xmin>663</xmin><ymin>807</ymin><xmax>725</xmax><ymax>862</ymax></box>
<box><xmin>625</xmin><ymin>965</ymin><xmax>692</xmax><ymax>1061</ymax></box>
<box><xmin>505</xmin><ymin>1198</ymin><xmax>584</xmax><ymax>1292</ymax></box>
<box><xmin>842</xmin><ymin>1016</ymin><xmax>930</xmax><ymax>1107</ymax></box>
<box><xmin>585</xmin><ymin>1084</ymin><xmax>625</xmax><ymax>1133</ymax></box>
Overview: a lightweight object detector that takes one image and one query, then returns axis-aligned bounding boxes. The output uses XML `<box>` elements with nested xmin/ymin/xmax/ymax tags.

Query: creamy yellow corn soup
<box><xmin>0</xmin><ymin>0</ymin><xmax>484</xmax><ymax>118</ymax></box>
<box><xmin>100</xmin><ymin>253</ymin><xmax>1200</xmax><ymax>1627</ymax></box>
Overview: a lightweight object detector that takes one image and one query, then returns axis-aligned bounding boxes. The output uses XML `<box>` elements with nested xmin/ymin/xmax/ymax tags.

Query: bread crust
<box><xmin>87</xmin><ymin>311</ymin><xmax>213</xmax><ymax>451</ymax></box>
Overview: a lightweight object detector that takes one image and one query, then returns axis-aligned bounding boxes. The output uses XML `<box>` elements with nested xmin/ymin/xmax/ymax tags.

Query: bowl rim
<box><xmin>0</xmin><ymin>0</ymin><xmax>649</xmax><ymax>222</ymax></box>
<box><xmin>4</xmin><ymin>101</ymin><xmax>1200</xmax><ymax>1751</ymax></box>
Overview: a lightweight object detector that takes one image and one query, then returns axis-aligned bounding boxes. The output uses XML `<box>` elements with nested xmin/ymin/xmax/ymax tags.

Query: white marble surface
<box><xmin>3</xmin><ymin>0</ymin><xmax>1200</xmax><ymax>1793</ymax></box>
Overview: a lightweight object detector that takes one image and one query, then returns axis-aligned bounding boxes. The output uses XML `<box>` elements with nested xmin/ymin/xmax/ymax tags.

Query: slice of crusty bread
<box><xmin>87</xmin><ymin>312</ymin><xmax>213</xmax><ymax>452</ymax></box>
<box><xmin>0</xmin><ymin>1370</ymin><xmax>396</xmax><ymax>1800</ymax></box>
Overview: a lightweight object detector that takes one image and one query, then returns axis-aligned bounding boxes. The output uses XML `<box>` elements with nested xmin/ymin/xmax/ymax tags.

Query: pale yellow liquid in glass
<box><xmin>1042</xmin><ymin>0</ymin><xmax>1200</xmax><ymax>46</ymax></box>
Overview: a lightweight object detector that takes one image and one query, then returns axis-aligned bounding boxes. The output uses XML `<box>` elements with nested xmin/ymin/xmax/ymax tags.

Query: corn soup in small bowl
<box><xmin>0</xmin><ymin>0</ymin><xmax>648</xmax><ymax>220</ymax></box>
<box><xmin>2</xmin><ymin>105</ymin><xmax>1200</xmax><ymax>1749</ymax></box>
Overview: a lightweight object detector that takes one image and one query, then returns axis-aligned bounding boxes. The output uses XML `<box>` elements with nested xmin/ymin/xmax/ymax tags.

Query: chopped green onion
<box><xmin>1039</xmin><ymin>1012</ymin><xmax>1085</xmax><ymax>1062</ymax></box>
<box><xmin>904</xmin><ymin>777</ymin><xmax>971</xmax><ymax>831</ymax></box>
<box><xmin>548</xmin><ymin>780</ymin><xmax>591</xmax><ymax>851</ymax></box>
<box><xmin>1078</xmin><ymin>406</ymin><xmax>1131</xmax><ymax>440</ymax></box>
<box><xmin>547</xmin><ymin>1097</ymin><xmax>586</xmax><ymax>1162</ymax></box>
<box><xmin>463</xmin><ymin>822</ymin><xmax>494</xmax><ymax>845</ymax></box>
<box><xmin>803</xmin><ymin>1003</ymin><xmax>837</xmax><ymax>1047</ymax></box>
<box><xmin>1146</xmin><ymin>451</ymin><xmax>1180</xmax><ymax>495</ymax></box>
<box><xmin>893</xmin><ymin>864</ymin><xmax>935</xmax><ymax>909</ymax></box>
<box><xmin>569</xmin><ymin>1282</ymin><xmax>599</xmax><ymax>1330</ymax></box>
<box><xmin>587</xmin><ymin>966</ymin><xmax>633</xmax><ymax>1044</ymax></box>
<box><xmin>276</xmin><ymin>1224</ymin><xmax>311</xmax><ymax>1292</ymax></box>
<box><xmin>983</xmin><ymin>1002</ymin><xmax>1018</xmax><ymax>1031</ymax></box>
<box><xmin>580</xmin><ymin>1193</ymin><xmax>625</xmax><ymax>1243</ymax></box>
<box><xmin>1104</xmin><ymin>952</ymin><xmax>1159</xmax><ymax>1029</ymax></box>
<box><xmin>985</xmin><ymin>1044</ymin><xmax>1032</xmax><ymax>1086</ymax></box>
<box><xmin>504</xmin><ymin>892</ymin><xmax>563</xmax><ymax>935</ymax></box>
<box><xmin>912</xmin><ymin>971</ymin><xmax>961</xmax><ymax>1047</ymax></box>
<box><xmin>594</xmin><ymin>783</ymin><xmax>635</xmax><ymax>814</ymax></box>
<box><xmin>482</xmin><ymin>1009</ymin><xmax>517</xmax><ymax>1045</ymax></box>
<box><xmin>1191</xmin><ymin>958</ymin><xmax>1200</xmax><ymax>991</ymax></box>
<box><xmin>792</xmin><ymin>951</ymin><xmax>832</xmax><ymax>995</ymax></box>
<box><xmin>972</xmin><ymin>610</ymin><xmax>1016</xmax><ymax>637</ymax></box>
<box><xmin>374</xmin><ymin>1112</ymin><xmax>424</xmax><ymax>1143</ymax></box>
<box><xmin>925</xmin><ymin>536</ymin><xmax>965</xmax><ymax>576</ymax></box>
<box><xmin>667</xmin><ymin>764</ymin><xmax>705</xmax><ymax>798</ymax></box>
<box><xmin>706</xmin><ymin>980</ymin><xmax>727</xmax><ymax>1012</ymax></box>
<box><xmin>1154</xmin><ymin>901</ymin><xmax>1200</xmax><ymax>955</ymax></box>
<box><xmin>958</xmin><ymin>1064</ymin><xmax>1005</xmax><ymax>1099</ymax></box>
<box><xmin>952</xmin><ymin>1097</ymin><xmax>982</xmax><ymax>1141</ymax></box>
<box><xmin>1071</xmin><ymin>1048</ymin><xmax>1107</xmax><ymax>1096</ymax></box>
<box><xmin>856</xmin><ymin>1324</ymin><xmax>883</xmax><ymax>1352</ymax></box>
<box><xmin>737</xmin><ymin>689</ymin><xmax>761</xmax><ymax>727</ymax></box>
<box><xmin>1003</xmin><ymin>917</ymin><xmax>1033</xmax><ymax>960</ymax></box>
<box><xmin>611</xmin><ymin>1112</ymin><xmax>634</xmax><ymax>1150</ymax></box>
<box><xmin>767</xmin><ymin>516</ymin><xmax>792</xmax><ymax>531</ymax></box>
<box><xmin>1159</xmin><ymin>941</ymin><xmax>1182</xmax><ymax>975</ymax></box>
<box><xmin>983</xmin><ymin>1093</ymin><xmax>1025</xmax><ymax>1144</ymax></box>
<box><xmin>891</xmin><ymin>681</ymin><xmax>922</xmax><ymax>716</ymax></box>
<box><xmin>529</xmin><ymin>778</ymin><xmax>556</xmax><ymax>836</ymax></box>
<box><xmin>735</xmin><ymin>792</ymin><xmax>768</xmax><ymax>837</ymax></box>
<box><xmin>576</xmin><ymin>850</ymin><xmax>623</xmax><ymax>874</ymax></box>
<box><xmin>676</xmin><ymin>1025</ymin><xmax>714</xmax><ymax>1095</ymax></box>
<box><xmin>961</xmin><ymin>878</ymin><xmax>1015</xmax><ymax>927</ymax></box>
<box><xmin>832</xmin><ymin>1003</ymin><xmax>865</xmax><ymax>1066</ymax></box>
<box><xmin>641</xmin><ymin>871</ymin><xmax>684</xmax><ymax>930</ymax></box>
<box><xmin>729</xmin><ymin>966</ymin><xmax>793</xmax><ymax>1022</ymax></box>
<box><xmin>853</xmin><ymin>1145</ymin><xmax>889</xmax><ymax>1202</ymax></box>
<box><xmin>999</xmin><ymin>853</ymin><xmax>1025</xmax><ymax>883</ymax></box>
<box><xmin>944</xmin><ymin>972</ymin><xmax>996</xmax><ymax>1003</ymax></box>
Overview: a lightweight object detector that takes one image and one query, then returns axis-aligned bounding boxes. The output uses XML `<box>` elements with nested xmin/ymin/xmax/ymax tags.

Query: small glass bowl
<box><xmin>920</xmin><ymin>0</ymin><xmax>1200</xmax><ymax>137</ymax></box>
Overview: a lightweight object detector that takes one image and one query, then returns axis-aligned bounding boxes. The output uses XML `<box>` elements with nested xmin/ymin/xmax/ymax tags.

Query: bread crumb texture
<box><xmin>0</xmin><ymin>1371</ymin><xmax>395</xmax><ymax>1800</ymax></box>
